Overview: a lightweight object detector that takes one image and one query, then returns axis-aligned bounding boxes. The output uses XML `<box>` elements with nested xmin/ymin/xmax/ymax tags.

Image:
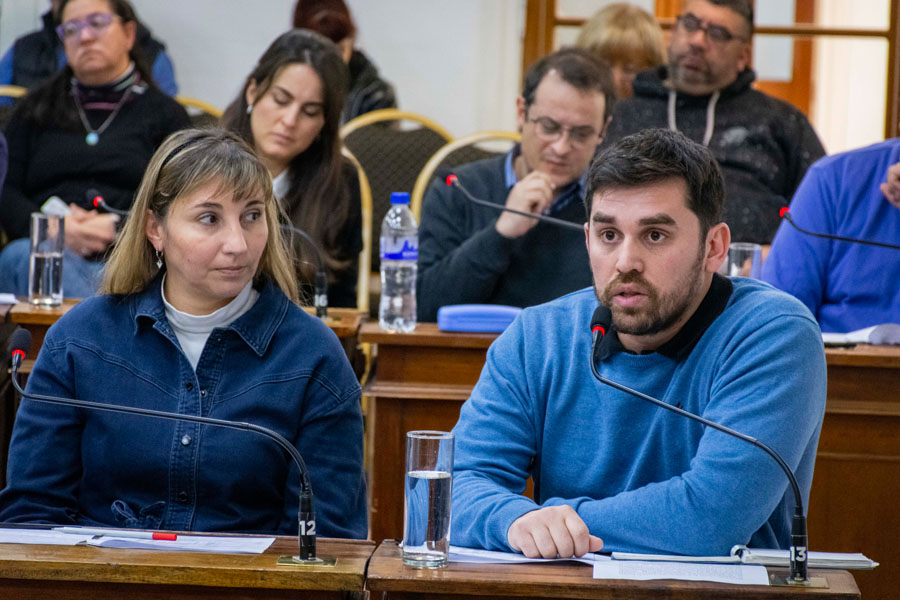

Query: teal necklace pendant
<box><xmin>85</xmin><ymin>132</ymin><xmax>99</xmax><ymax>146</ymax></box>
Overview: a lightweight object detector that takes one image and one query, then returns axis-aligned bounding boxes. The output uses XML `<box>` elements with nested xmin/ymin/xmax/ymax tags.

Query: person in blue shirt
<box><xmin>451</xmin><ymin>128</ymin><xmax>826</xmax><ymax>558</ymax></box>
<box><xmin>762</xmin><ymin>138</ymin><xmax>900</xmax><ymax>332</ymax></box>
<box><xmin>0</xmin><ymin>128</ymin><xmax>367</xmax><ymax>539</ymax></box>
<box><xmin>0</xmin><ymin>0</ymin><xmax>177</xmax><ymax>104</ymax></box>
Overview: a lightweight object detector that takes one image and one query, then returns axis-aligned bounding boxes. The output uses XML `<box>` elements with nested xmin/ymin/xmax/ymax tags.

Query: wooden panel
<box><xmin>752</xmin><ymin>1</ymin><xmax>814</xmax><ymax>115</ymax></box>
<box><xmin>366</xmin><ymin>540</ymin><xmax>860</xmax><ymax>599</ymax></box>
<box><xmin>0</xmin><ymin>537</ymin><xmax>373</xmax><ymax>599</ymax></box>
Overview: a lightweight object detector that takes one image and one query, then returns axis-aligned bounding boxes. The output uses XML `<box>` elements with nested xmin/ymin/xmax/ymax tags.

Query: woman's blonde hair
<box><xmin>101</xmin><ymin>128</ymin><xmax>299</xmax><ymax>303</ymax></box>
<box><xmin>575</xmin><ymin>3</ymin><xmax>666</xmax><ymax>71</ymax></box>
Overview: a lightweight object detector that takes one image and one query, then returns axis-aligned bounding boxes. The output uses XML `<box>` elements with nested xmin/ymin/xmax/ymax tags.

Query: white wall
<box><xmin>0</xmin><ymin>0</ymin><xmax>524</xmax><ymax>137</ymax></box>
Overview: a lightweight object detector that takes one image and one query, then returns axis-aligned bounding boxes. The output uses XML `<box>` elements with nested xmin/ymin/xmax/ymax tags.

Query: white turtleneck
<box><xmin>161</xmin><ymin>277</ymin><xmax>260</xmax><ymax>370</ymax></box>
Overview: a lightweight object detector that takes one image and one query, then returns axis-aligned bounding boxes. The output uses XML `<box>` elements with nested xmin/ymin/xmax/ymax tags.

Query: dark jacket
<box><xmin>4</xmin><ymin>11</ymin><xmax>177</xmax><ymax>95</ymax></box>
<box><xmin>0</xmin><ymin>276</ymin><xmax>367</xmax><ymax>538</ymax></box>
<box><xmin>0</xmin><ymin>82</ymin><xmax>190</xmax><ymax>240</ymax></box>
<box><xmin>342</xmin><ymin>49</ymin><xmax>396</xmax><ymax>124</ymax></box>
<box><xmin>417</xmin><ymin>154</ymin><xmax>591</xmax><ymax>322</ymax></box>
<box><xmin>603</xmin><ymin>67</ymin><xmax>826</xmax><ymax>244</ymax></box>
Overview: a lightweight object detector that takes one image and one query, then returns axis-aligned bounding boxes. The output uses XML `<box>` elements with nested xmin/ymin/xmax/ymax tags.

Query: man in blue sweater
<box><xmin>417</xmin><ymin>48</ymin><xmax>615</xmax><ymax>322</ymax></box>
<box><xmin>762</xmin><ymin>139</ymin><xmax>900</xmax><ymax>332</ymax></box>
<box><xmin>451</xmin><ymin>128</ymin><xmax>826</xmax><ymax>558</ymax></box>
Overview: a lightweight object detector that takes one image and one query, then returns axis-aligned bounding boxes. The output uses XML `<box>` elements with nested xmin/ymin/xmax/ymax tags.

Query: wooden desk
<box><xmin>361</xmin><ymin>323</ymin><xmax>899</xmax><ymax>599</ymax></box>
<box><xmin>365</xmin><ymin>541</ymin><xmax>860</xmax><ymax>599</ymax></box>
<box><xmin>0</xmin><ymin>536</ymin><xmax>373</xmax><ymax>599</ymax></box>
<box><xmin>7</xmin><ymin>301</ymin><xmax>364</xmax><ymax>360</ymax></box>
<box><xmin>360</xmin><ymin>323</ymin><xmax>494</xmax><ymax>542</ymax></box>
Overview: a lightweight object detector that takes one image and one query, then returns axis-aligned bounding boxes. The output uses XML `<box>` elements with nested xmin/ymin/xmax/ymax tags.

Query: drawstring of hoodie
<box><xmin>668</xmin><ymin>89</ymin><xmax>720</xmax><ymax>147</ymax></box>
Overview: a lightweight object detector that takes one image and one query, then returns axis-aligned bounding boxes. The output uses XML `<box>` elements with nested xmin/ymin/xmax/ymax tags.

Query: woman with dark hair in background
<box><xmin>293</xmin><ymin>0</ymin><xmax>397</xmax><ymax>123</ymax></box>
<box><xmin>0</xmin><ymin>0</ymin><xmax>189</xmax><ymax>297</ymax></box>
<box><xmin>222</xmin><ymin>29</ymin><xmax>362</xmax><ymax>307</ymax></box>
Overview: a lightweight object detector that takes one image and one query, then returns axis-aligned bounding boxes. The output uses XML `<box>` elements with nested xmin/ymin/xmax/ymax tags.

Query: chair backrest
<box><xmin>0</xmin><ymin>85</ymin><xmax>27</xmax><ymax>130</ymax></box>
<box><xmin>341</xmin><ymin>109</ymin><xmax>453</xmax><ymax>272</ymax></box>
<box><xmin>410</xmin><ymin>130</ymin><xmax>521</xmax><ymax>221</ymax></box>
<box><xmin>341</xmin><ymin>148</ymin><xmax>373</xmax><ymax>313</ymax></box>
<box><xmin>175</xmin><ymin>95</ymin><xmax>223</xmax><ymax>129</ymax></box>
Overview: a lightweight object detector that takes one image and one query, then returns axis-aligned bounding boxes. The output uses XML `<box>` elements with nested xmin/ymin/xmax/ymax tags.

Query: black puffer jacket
<box><xmin>603</xmin><ymin>66</ymin><xmax>825</xmax><ymax>244</ymax></box>
<box><xmin>341</xmin><ymin>49</ymin><xmax>396</xmax><ymax>124</ymax></box>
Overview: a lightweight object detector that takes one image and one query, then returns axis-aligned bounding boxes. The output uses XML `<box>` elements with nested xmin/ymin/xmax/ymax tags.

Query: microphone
<box><xmin>7</xmin><ymin>329</ymin><xmax>323</xmax><ymax>564</ymax></box>
<box><xmin>779</xmin><ymin>206</ymin><xmax>900</xmax><ymax>251</ymax></box>
<box><xmin>280</xmin><ymin>224</ymin><xmax>328</xmax><ymax>319</ymax></box>
<box><xmin>588</xmin><ymin>306</ymin><xmax>810</xmax><ymax>585</ymax></box>
<box><xmin>438</xmin><ymin>169</ymin><xmax>584</xmax><ymax>232</ymax></box>
<box><xmin>88</xmin><ymin>189</ymin><xmax>129</xmax><ymax>217</ymax></box>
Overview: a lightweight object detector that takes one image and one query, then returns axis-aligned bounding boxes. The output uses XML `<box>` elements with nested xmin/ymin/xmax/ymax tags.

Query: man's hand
<box><xmin>879</xmin><ymin>162</ymin><xmax>900</xmax><ymax>209</ymax></box>
<box><xmin>495</xmin><ymin>171</ymin><xmax>555</xmax><ymax>239</ymax></box>
<box><xmin>507</xmin><ymin>505</ymin><xmax>603</xmax><ymax>558</ymax></box>
<box><xmin>65</xmin><ymin>204</ymin><xmax>119</xmax><ymax>257</ymax></box>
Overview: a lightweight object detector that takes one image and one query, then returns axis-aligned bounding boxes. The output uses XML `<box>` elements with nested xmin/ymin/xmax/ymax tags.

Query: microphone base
<box><xmin>277</xmin><ymin>555</ymin><xmax>337</xmax><ymax>567</ymax></box>
<box><xmin>767</xmin><ymin>571</ymin><xmax>828</xmax><ymax>588</ymax></box>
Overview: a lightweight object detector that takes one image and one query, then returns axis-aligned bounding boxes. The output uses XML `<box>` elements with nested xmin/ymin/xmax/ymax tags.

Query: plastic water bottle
<box><xmin>379</xmin><ymin>192</ymin><xmax>418</xmax><ymax>332</ymax></box>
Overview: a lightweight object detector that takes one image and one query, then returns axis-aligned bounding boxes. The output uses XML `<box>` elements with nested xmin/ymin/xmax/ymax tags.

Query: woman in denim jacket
<box><xmin>0</xmin><ymin>128</ymin><xmax>367</xmax><ymax>538</ymax></box>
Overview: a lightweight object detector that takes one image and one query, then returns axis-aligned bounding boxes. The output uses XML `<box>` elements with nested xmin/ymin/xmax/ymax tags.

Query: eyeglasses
<box><xmin>56</xmin><ymin>12</ymin><xmax>119</xmax><ymax>43</ymax></box>
<box><xmin>528</xmin><ymin>115</ymin><xmax>599</xmax><ymax>147</ymax></box>
<box><xmin>676</xmin><ymin>13</ymin><xmax>744</xmax><ymax>44</ymax></box>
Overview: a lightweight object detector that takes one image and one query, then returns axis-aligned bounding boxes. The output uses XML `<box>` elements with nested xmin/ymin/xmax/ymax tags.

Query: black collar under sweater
<box><xmin>596</xmin><ymin>273</ymin><xmax>734</xmax><ymax>361</ymax></box>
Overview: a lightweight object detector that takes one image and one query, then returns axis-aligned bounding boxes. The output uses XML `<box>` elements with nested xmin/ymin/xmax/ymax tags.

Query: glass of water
<box><xmin>402</xmin><ymin>430</ymin><xmax>454</xmax><ymax>568</ymax></box>
<box><xmin>28</xmin><ymin>212</ymin><xmax>64</xmax><ymax>307</ymax></box>
<box><xmin>726</xmin><ymin>242</ymin><xmax>763</xmax><ymax>279</ymax></box>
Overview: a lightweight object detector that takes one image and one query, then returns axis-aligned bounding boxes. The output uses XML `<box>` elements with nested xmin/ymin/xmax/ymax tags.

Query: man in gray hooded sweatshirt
<box><xmin>602</xmin><ymin>0</ymin><xmax>824</xmax><ymax>245</ymax></box>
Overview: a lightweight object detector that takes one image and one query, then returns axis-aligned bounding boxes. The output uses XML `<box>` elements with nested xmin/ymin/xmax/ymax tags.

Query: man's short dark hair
<box><xmin>706</xmin><ymin>0</ymin><xmax>754</xmax><ymax>38</ymax></box>
<box><xmin>585</xmin><ymin>128</ymin><xmax>725</xmax><ymax>238</ymax></box>
<box><xmin>521</xmin><ymin>47</ymin><xmax>616</xmax><ymax>122</ymax></box>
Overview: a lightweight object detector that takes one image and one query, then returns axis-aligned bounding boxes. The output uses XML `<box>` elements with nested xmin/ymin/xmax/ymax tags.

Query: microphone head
<box><xmin>87</xmin><ymin>188</ymin><xmax>104</xmax><ymax>209</ymax></box>
<box><xmin>445</xmin><ymin>174</ymin><xmax>458</xmax><ymax>187</ymax></box>
<box><xmin>8</xmin><ymin>327</ymin><xmax>32</xmax><ymax>359</ymax></box>
<box><xmin>779</xmin><ymin>206</ymin><xmax>790</xmax><ymax>218</ymax></box>
<box><xmin>590</xmin><ymin>305</ymin><xmax>612</xmax><ymax>338</ymax></box>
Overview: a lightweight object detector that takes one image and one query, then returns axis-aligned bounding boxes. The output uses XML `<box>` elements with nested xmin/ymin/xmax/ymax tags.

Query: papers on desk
<box><xmin>450</xmin><ymin>545</ymin><xmax>766</xmax><ymax>585</ymax></box>
<box><xmin>0</xmin><ymin>293</ymin><xmax>18</xmax><ymax>305</ymax></box>
<box><xmin>0</xmin><ymin>527</ymin><xmax>274</xmax><ymax>554</ymax></box>
<box><xmin>592</xmin><ymin>560</ymin><xmax>769</xmax><ymax>585</ymax></box>
<box><xmin>822</xmin><ymin>323</ymin><xmax>900</xmax><ymax>345</ymax></box>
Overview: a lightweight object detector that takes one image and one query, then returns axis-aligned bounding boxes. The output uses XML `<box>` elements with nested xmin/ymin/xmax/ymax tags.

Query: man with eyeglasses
<box><xmin>602</xmin><ymin>0</ymin><xmax>825</xmax><ymax>245</ymax></box>
<box><xmin>0</xmin><ymin>0</ymin><xmax>178</xmax><ymax>103</ymax></box>
<box><xmin>417</xmin><ymin>48</ymin><xmax>615</xmax><ymax>322</ymax></box>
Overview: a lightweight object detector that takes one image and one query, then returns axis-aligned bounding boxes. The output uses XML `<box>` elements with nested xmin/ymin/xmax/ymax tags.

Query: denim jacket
<box><xmin>0</xmin><ymin>276</ymin><xmax>367</xmax><ymax>538</ymax></box>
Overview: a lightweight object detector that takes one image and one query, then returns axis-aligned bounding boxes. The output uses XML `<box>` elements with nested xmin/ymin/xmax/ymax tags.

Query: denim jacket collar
<box><xmin>131</xmin><ymin>275</ymin><xmax>289</xmax><ymax>358</ymax></box>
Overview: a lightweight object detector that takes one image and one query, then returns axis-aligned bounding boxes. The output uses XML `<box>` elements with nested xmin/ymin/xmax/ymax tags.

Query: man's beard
<box><xmin>596</xmin><ymin>248</ymin><xmax>706</xmax><ymax>337</ymax></box>
<box><xmin>669</xmin><ymin>52</ymin><xmax>713</xmax><ymax>88</ymax></box>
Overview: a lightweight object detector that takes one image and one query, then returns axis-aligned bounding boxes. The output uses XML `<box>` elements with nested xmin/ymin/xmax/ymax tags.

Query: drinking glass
<box><xmin>28</xmin><ymin>213</ymin><xmax>64</xmax><ymax>307</ymax></box>
<box><xmin>402</xmin><ymin>430</ymin><xmax>454</xmax><ymax>568</ymax></box>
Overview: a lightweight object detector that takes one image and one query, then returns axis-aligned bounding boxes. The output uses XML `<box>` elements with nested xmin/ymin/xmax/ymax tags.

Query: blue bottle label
<box><xmin>381</xmin><ymin>236</ymin><xmax>418</xmax><ymax>260</ymax></box>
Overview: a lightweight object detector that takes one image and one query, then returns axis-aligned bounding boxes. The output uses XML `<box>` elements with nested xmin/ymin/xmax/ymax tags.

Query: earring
<box><xmin>246</xmin><ymin>104</ymin><xmax>253</xmax><ymax>115</ymax></box>
<box><xmin>155</xmin><ymin>248</ymin><xmax>164</xmax><ymax>269</ymax></box>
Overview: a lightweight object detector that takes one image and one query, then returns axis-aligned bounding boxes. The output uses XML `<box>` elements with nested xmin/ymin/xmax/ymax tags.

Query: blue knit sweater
<box><xmin>451</xmin><ymin>278</ymin><xmax>826</xmax><ymax>555</ymax></box>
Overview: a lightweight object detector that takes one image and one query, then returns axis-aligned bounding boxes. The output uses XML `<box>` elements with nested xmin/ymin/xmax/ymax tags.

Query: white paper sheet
<box><xmin>450</xmin><ymin>545</ymin><xmax>608</xmax><ymax>566</ymax></box>
<box><xmin>592</xmin><ymin>559</ymin><xmax>769</xmax><ymax>585</ymax></box>
<box><xmin>87</xmin><ymin>534</ymin><xmax>275</xmax><ymax>554</ymax></box>
<box><xmin>0</xmin><ymin>293</ymin><xmax>18</xmax><ymax>305</ymax></box>
<box><xmin>0</xmin><ymin>528</ymin><xmax>93</xmax><ymax>545</ymax></box>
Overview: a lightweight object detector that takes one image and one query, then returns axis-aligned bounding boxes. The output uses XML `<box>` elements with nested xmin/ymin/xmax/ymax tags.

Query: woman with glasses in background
<box><xmin>222</xmin><ymin>29</ymin><xmax>362</xmax><ymax>308</ymax></box>
<box><xmin>0</xmin><ymin>0</ymin><xmax>189</xmax><ymax>298</ymax></box>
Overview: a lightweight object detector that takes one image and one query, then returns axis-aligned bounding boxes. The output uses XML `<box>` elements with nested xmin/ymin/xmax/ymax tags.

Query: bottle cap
<box><xmin>390</xmin><ymin>192</ymin><xmax>410</xmax><ymax>205</ymax></box>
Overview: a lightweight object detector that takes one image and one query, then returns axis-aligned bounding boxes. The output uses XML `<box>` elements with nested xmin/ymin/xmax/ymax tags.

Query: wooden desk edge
<box><xmin>365</xmin><ymin>541</ymin><xmax>860</xmax><ymax>598</ymax></box>
<box><xmin>0</xmin><ymin>536</ymin><xmax>375</xmax><ymax>592</ymax></box>
<box><xmin>359</xmin><ymin>322</ymin><xmax>498</xmax><ymax>348</ymax></box>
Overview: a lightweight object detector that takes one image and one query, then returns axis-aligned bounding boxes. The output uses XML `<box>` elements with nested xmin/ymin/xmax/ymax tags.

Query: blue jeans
<box><xmin>0</xmin><ymin>238</ymin><xmax>104</xmax><ymax>298</ymax></box>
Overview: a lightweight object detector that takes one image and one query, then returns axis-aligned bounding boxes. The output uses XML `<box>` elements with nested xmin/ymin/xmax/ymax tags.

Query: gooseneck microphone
<box><xmin>439</xmin><ymin>171</ymin><xmax>584</xmax><ymax>232</ymax></box>
<box><xmin>281</xmin><ymin>224</ymin><xmax>328</xmax><ymax>319</ymax></box>
<box><xmin>7</xmin><ymin>329</ymin><xmax>322</xmax><ymax>564</ymax></box>
<box><xmin>588</xmin><ymin>307</ymin><xmax>810</xmax><ymax>584</ymax></box>
<box><xmin>89</xmin><ymin>189</ymin><xmax>129</xmax><ymax>217</ymax></box>
<box><xmin>779</xmin><ymin>206</ymin><xmax>900</xmax><ymax>251</ymax></box>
